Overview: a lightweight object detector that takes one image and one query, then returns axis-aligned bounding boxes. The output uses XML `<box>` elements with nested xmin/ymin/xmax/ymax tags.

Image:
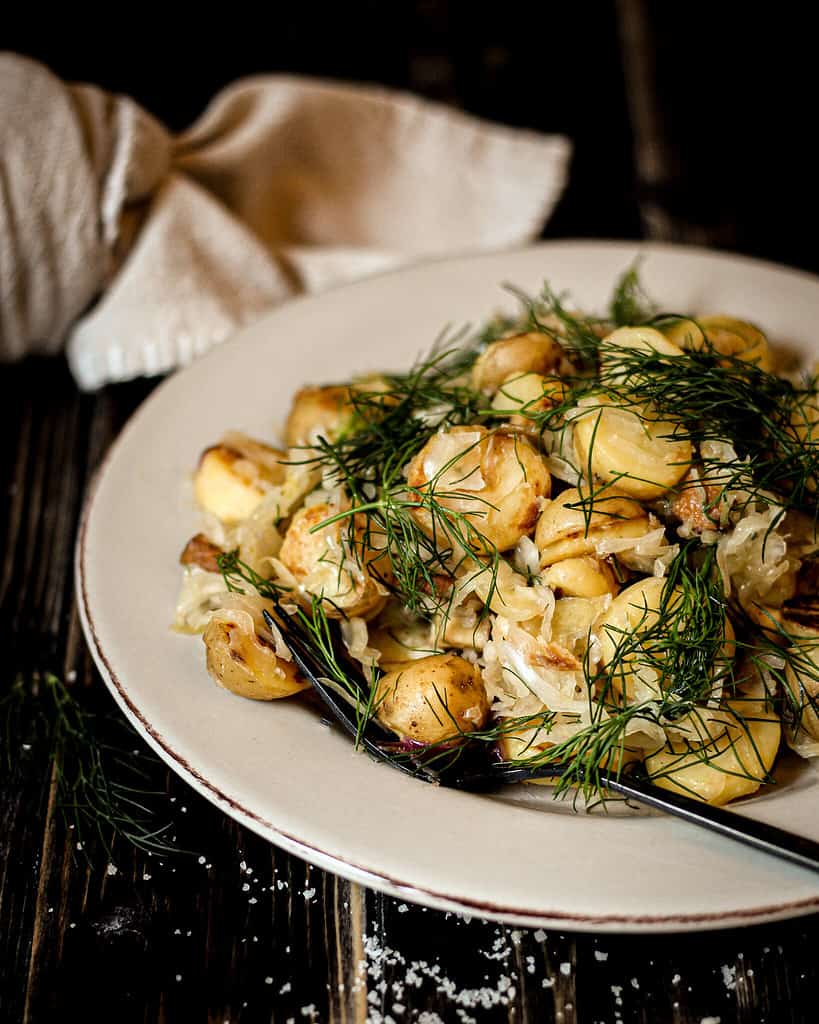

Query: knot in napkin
<box><xmin>0</xmin><ymin>53</ymin><xmax>570</xmax><ymax>390</ymax></box>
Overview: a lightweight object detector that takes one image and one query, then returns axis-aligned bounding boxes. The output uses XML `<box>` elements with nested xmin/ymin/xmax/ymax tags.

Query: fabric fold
<box><xmin>0</xmin><ymin>54</ymin><xmax>571</xmax><ymax>389</ymax></box>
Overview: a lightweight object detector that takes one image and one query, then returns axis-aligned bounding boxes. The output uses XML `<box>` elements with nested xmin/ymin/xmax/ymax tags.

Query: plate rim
<box><xmin>76</xmin><ymin>239</ymin><xmax>819</xmax><ymax>932</ymax></box>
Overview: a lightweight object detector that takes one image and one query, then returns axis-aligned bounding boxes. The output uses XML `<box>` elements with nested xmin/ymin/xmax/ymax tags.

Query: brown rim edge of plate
<box><xmin>74</xmin><ymin>246</ymin><xmax>819</xmax><ymax>932</ymax></box>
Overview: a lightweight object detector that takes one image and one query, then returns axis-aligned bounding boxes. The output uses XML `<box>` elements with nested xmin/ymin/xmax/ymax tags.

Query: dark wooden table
<box><xmin>4</xmin><ymin>4</ymin><xmax>819</xmax><ymax>1021</ymax></box>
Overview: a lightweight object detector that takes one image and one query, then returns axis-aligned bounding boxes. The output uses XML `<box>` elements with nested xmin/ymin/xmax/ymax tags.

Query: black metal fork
<box><xmin>264</xmin><ymin>609</ymin><xmax>819</xmax><ymax>875</ymax></box>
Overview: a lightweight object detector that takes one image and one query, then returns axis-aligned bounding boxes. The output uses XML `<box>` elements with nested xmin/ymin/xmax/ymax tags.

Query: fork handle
<box><xmin>598</xmin><ymin>772</ymin><xmax>819</xmax><ymax>875</ymax></box>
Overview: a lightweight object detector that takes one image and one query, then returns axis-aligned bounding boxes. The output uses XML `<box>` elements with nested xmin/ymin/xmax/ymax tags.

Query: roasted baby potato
<box><xmin>279</xmin><ymin>502</ymin><xmax>389</xmax><ymax>619</ymax></box>
<box><xmin>284</xmin><ymin>385</ymin><xmax>354</xmax><ymax>447</ymax></box>
<box><xmin>472</xmin><ymin>332</ymin><xmax>563</xmax><ymax>393</ymax></box>
<box><xmin>194</xmin><ymin>433</ymin><xmax>286</xmax><ymax>524</ymax></box>
<box><xmin>374</xmin><ymin>653</ymin><xmax>489</xmax><ymax>744</ymax></box>
<box><xmin>203</xmin><ymin>610</ymin><xmax>308</xmax><ymax>700</ymax></box>
<box><xmin>646</xmin><ymin>675</ymin><xmax>780</xmax><ymax>805</ymax></box>
<box><xmin>535</xmin><ymin>486</ymin><xmax>652</xmax><ymax>567</ymax></box>
<box><xmin>662</xmin><ymin>315</ymin><xmax>773</xmax><ymax>373</ymax></box>
<box><xmin>406</xmin><ymin>425</ymin><xmax>551</xmax><ymax>553</ymax></box>
<box><xmin>572</xmin><ymin>395</ymin><xmax>693</xmax><ymax>501</ymax></box>
<box><xmin>541</xmin><ymin>556</ymin><xmax>619</xmax><ymax>598</ymax></box>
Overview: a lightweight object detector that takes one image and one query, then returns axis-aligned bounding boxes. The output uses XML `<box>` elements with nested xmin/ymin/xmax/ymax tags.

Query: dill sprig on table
<box><xmin>1</xmin><ymin>673</ymin><xmax>178</xmax><ymax>858</ymax></box>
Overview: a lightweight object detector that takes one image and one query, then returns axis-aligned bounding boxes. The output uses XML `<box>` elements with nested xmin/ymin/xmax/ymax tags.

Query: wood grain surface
<box><xmin>3</xmin><ymin>3</ymin><xmax>819</xmax><ymax>1021</ymax></box>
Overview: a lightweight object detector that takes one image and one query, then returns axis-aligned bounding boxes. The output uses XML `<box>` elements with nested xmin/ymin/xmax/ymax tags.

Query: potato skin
<box><xmin>180</xmin><ymin>533</ymin><xmax>224</xmax><ymax>573</ymax></box>
<box><xmin>203</xmin><ymin>615</ymin><xmax>308</xmax><ymax>700</ymax></box>
<box><xmin>374</xmin><ymin>654</ymin><xmax>489</xmax><ymax>744</ymax></box>
<box><xmin>279</xmin><ymin>502</ymin><xmax>388</xmax><ymax>619</ymax></box>
<box><xmin>284</xmin><ymin>385</ymin><xmax>353</xmax><ymax>448</ymax></box>
<box><xmin>472</xmin><ymin>332</ymin><xmax>563</xmax><ymax>393</ymax></box>
<box><xmin>406</xmin><ymin>425</ymin><xmax>551</xmax><ymax>553</ymax></box>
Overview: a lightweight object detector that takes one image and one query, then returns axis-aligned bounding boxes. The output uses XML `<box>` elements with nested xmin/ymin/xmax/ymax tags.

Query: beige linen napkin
<box><xmin>0</xmin><ymin>53</ymin><xmax>570</xmax><ymax>390</ymax></box>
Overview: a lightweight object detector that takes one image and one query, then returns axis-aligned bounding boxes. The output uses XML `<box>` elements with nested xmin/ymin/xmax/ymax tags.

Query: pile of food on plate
<box><xmin>174</xmin><ymin>267</ymin><xmax>819</xmax><ymax>806</ymax></box>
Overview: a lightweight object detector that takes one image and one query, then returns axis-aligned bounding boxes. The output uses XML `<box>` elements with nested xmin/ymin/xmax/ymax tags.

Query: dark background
<box><xmin>3</xmin><ymin>3</ymin><xmax>819</xmax><ymax>1022</ymax></box>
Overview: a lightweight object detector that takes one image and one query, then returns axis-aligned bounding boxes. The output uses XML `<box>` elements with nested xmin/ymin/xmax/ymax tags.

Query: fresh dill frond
<box><xmin>609</xmin><ymin>260</ymin><xmax>657</xmax><ymax>326</ymax></box>
<box><xmin>1</xmin><ymin>673</ymin><xmax>178</xmax><ymax>858</ymax></box>
<box><xmin>217</xmin><ymin>549</ymin><xmax>287</xmax><ymax>600</ymax></box>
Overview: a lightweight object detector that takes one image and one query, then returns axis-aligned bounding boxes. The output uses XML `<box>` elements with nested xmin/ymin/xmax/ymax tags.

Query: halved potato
<box><xmin>472</xmin><ymin>332</ymin><xmax>563</xmax><ymax>393</ymax></box>
<box><xmin>572</xmin><ymin>395</ymin><xmax>692</xmax><ymax>500</ymax></box>
<box><xmin>194</xmin><ymin>434</ymin><xmax>286</xmax><ymax>524</ymax></box>
<box><xmin>662</xmin><ymin>315</ymin><xmax>773</xmax><ymax>372</ymax></box>
<box><xmin>406</xmin><ymin>425</ymin><xmax>551</xmax><ymax>553</ymax></box>
<box><xmin>535</xmin><ymin>486</ymin><xmax>651</xmax><ymax>567</ymax></box>
<box><xmin>279</xmin><ymin>502</ymin><xmax>389</xmax><ymax>619</ymax></box>
<box><xmin>645</xmin><ymin>675</ymin><xmax>780</xmax><ymax>805</ymax></box>
<box><xmin>203</xmin><ymin>610</ymin><xmax>308</xmax><ymax>700</ymax></box>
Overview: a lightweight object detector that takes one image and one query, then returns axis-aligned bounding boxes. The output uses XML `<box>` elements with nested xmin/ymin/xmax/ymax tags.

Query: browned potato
<box><xmin>374</xmin><ymin>654</ymin><xmax>488</xmax><ymax>744</ymax></box>
<box><xmin>662</xmin><ymin>316</ymin><xmax>773</xmax><ymax>372</ymax></box>
<box><xmin>194</xmin><ymin>434</ymin><xmax>286</xmax><ymax>524</ymax></box>
<box><xmin>406</xmin><ymin>425</ymin><xmax>551</xmax><ymax>553</ymax></box>
<box><xmin>279</xmin><ymin>502</ymin><xmax>389</xmax><ymax>619</ymax></box>
<box><xmin>535</xmin><ymin>486</ymin><xmax>652</xmax><ymax>566</ymax></box>
<box><xmin>203</xmin><ymin>612</ymin><xmax>308</xmax><ymax>700</ymax></box>
<box><xmin>541</xmin><ymin>556</ymin><xmax>619</xmax><ymax>598</ymax></box>
<box><xmin>472</xmin><ymin>332</ymin><xmax>563</xmax><ymax>393</ymax></box>
<box><xmin>490</xmin><ymin>372</ymin><xmax>569</xmax><ymax>432</ymax></box>
<box><xmin>179</xmin><ymin>533</ymin><xmax>224</xmax><ymax>573</ymax></box>
<box><xmin>646</xmin><ymin>675</ymin><xmax>780</xmax><ymax>805</ymax></box>
<box><xmin>284</xmin><ymin>385</ymin><xmax>354</xmax><ymax>447</ymax></box>
<box><xmin>572</xmin><ymin>395</ymin><xmax>693</xmax><ymax>501</ymax></box>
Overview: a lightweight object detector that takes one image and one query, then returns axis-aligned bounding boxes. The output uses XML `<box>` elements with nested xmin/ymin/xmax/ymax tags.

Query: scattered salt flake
<box><xmin>180</xmin><ymin>806</ymin><xmax>187</xmax><ymax>813</ymax></box>
<box><xmin>198</xmin><ymin>856</ymin><xmax>206</xmax><ymax>865</ymax></box>
<box><xmin>75</xmin><ymin>842</ymin><xmax>83</xmax><ymax>851</ymax></box>
<box><xmin>175</xmin><ymin>974</ymin><xmax>182</xmax><ymax>982</ymax></box>
<box><xmin>242</xmin><ymin>883</ymin><xmax>250</xmax><ymax>892</ymax></box>
<box><xmin>22</xmin><ymin>744</ymin><xmax>31</xmax><ymax>751</ymax></box>
<box><xmin>248</xmin><ymin>898</ymin><xmax>258</xmax><ymax>905</ymax></box>
<box><xmin>721</xmin><ymin>965</ymin><xmax>737</xmax><ymax>992</ymax></box>
<box><xmin>174</xmin><ymin>929</ymin><xmax>181</xmax><ymax>935</ymax></box>
<box><xmin>533</xmin><ymin>929</ymin><xmax>546</xmax><ymax>942</ymax></box>
<box><xmin>542</xmin><ymin>978</ymin><xmax>554</xmax><ymax>989</ymax></box>
<box><xmin>560</xmin><ymin>962</ymin><xmax>572</xmax><ymax>976</ymax></box>
<box><xmin>280</xmin><ymin>982</ymin><xmax>292</xmax><ymax>994</ymax></box>
<box><xmin>672</xmin><ymin>974</ymin><xmax>681</xmax><ymax>985</ymax></box>
<box><xmin>67</xmin><ymin>670</ymin><xmax>77</xmax><ymax>682</ymax></box>
<box><xmin>700</xmin><ymin>1018</ymin><xmax>721</xmax><ymax>1024</ymax></box>
<box><xmin>631</xmin><ymin>978</ymin><xmax>640</xmax><ymax>990</ymax></box>
<box><xmin>265</xmin><ymin>976</ymin><xmax>273</xmax><ymax>985</ymax></box>
<box><xmin>106</xmin><ymin>863</ymin><xmax>118</xmax><ymax>877</ymax></box>
<box><xmin>143</xmin><ymin>874</ymin><xmax>152</xmax><ymax>881</ymax></box>
<box><xmin>69</xmin><ymin>923</ymin><xmax>76</xmax><ymax>929</ymax></box>
<box><xmin>300</xmin><ymin>1006</ymin><xmax>316</xmax><ymax>1018</ymax></box>
<box><xmin>594</xmin><ymin>950</ymin><xmax>609</xmax><ymax>962</ymax></box>
<box><xmin>303</xmin><ymin>888</ymin><xmax>316</xmax><ymax>900</ymax></box>
<box><xmin>397</xmin><ymin>904</ymin><xmax>409</xmax><ymax>913</ymax></box>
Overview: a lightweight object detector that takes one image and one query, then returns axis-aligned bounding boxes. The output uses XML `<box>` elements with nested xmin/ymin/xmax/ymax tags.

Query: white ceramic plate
<box><xmin>77</xmin><ymin>241</ymin><xmax>819</xmax><ymax>932</ymax></box>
